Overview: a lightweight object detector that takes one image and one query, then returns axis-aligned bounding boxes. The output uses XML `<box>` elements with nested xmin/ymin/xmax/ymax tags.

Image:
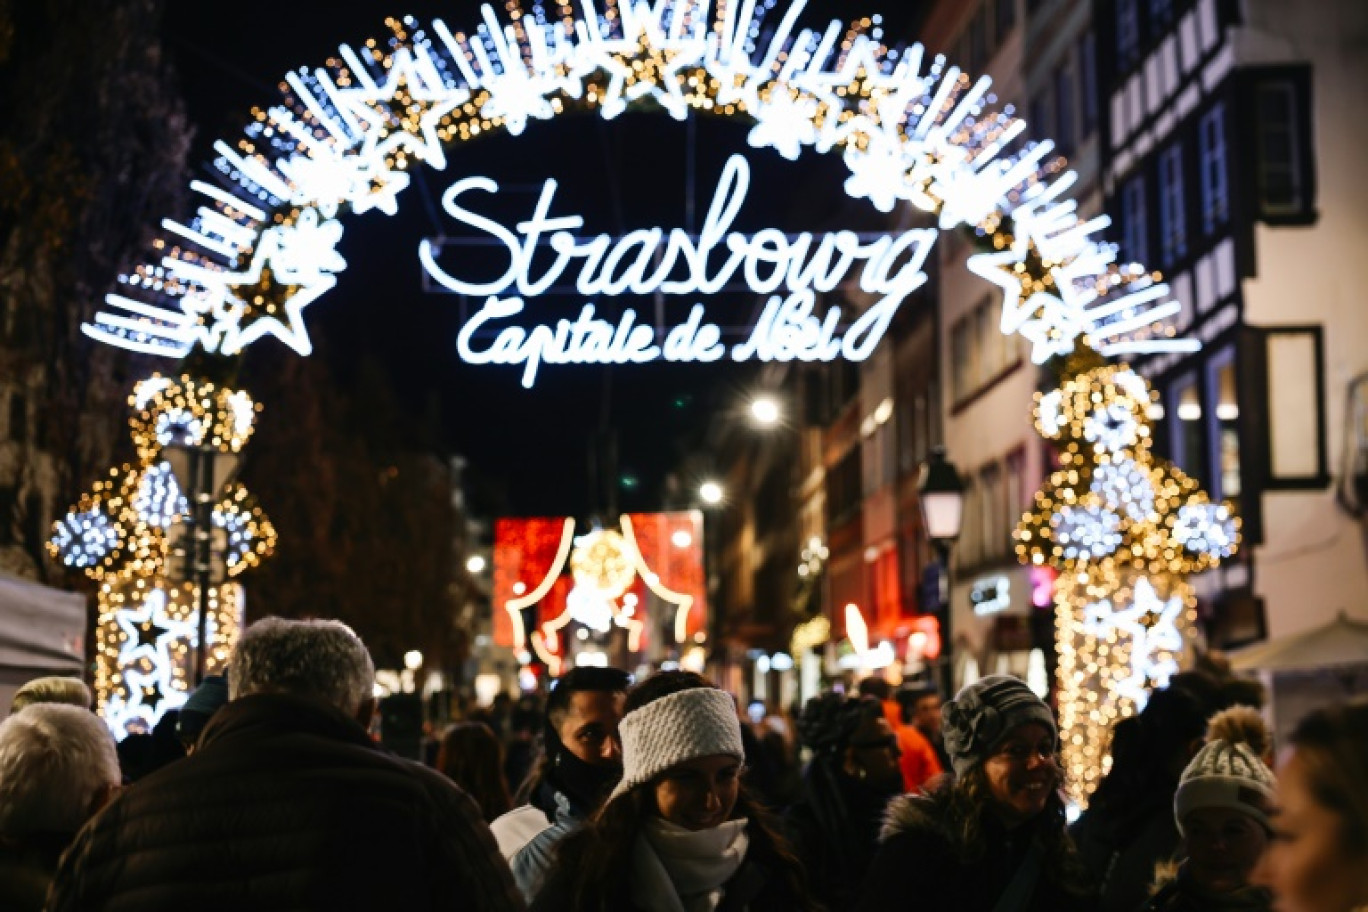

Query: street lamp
<box><xmin>918</xmin><ymin>446</ymin><xmax>965</xmax><ymax>698</ymax></box>
<box><xmin>698</xmin><ymin>480</ymin><xmax>724</xmax><ymax>506</ymax></box>
<box><xmin>465</xmin><ymin>554</ymin><xmax>487</xmax><ymax>574</ymax></box>
<box><xmin>749</xmin><ymin>396</ymin><xmax>781</xmax><ymax>427</ymax></box>
<box><xmin>164</xmin><ymin>438</ymin><xmax>240</xmax><ymax>685</ymax></box>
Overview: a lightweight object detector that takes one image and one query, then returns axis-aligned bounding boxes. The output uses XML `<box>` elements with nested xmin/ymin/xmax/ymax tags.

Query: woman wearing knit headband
<box><xmin>856</xmin><ymin>675</ymin><xmax>1095</xmax><ymax>912</ymax></box>
<box><xmin>530</xmin><ymin>671</ymin><xmax>818</xmax><ymax>912</ymax></box>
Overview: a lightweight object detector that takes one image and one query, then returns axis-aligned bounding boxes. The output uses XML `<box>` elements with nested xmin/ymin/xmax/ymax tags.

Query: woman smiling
<box><xmin>531</xmin><ymin>671</ymin><xmax>817</xmax><ymax>912</ymax></box>
<box><xmin>856</xmin><ymin>675</ymin><xmax>1096</xmax><ymax>912</ymax></box>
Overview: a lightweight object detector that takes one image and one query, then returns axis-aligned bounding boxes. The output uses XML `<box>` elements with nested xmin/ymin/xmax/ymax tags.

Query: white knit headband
<box><xmin>609</xmin><ymin>687</ymin><xmax>745</xmax><ymax>800</ymax></box>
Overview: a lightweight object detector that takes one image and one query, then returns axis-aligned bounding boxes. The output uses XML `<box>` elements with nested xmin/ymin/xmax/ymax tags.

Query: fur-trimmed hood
<box><xmin>879</xmin><ymin>793</ymin><xmax>943</xmax><ymax>843</ymax></box>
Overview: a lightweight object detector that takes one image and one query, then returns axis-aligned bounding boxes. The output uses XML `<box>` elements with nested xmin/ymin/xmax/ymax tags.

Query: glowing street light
<box><xmin>403</xmin><ymin>650</ymin><xmax>424</xmax><ymax>671</ymax></box>
<box><xmin>750</xmin><ymin>396</ymin><xmax>781</xmax><ymax>426</ymax></box>
<box><xmin>466</xmin><ymin>554</ymin><xmax>487</xmax><ymax>574</ymax></box>
<box><xmin>699</xmin><ymin>481</ymin><xmax>724</xmax><ymax>505</ymax></box>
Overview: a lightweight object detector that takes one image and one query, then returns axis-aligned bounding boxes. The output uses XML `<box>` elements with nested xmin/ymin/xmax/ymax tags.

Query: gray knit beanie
<box><xmin>941</xmin><ymin>675</ymin><xmax>1057</xmax><ymax>778</ymax></box>
<box><xmin>1174</xmin><ymin>705</ymin><xmax>1275</xmax><ymax>835</ymax></box>
<box><xmin>609</xmin><ymin>687</ymin><xmax>745</xmax><ymax>800</ymax></box>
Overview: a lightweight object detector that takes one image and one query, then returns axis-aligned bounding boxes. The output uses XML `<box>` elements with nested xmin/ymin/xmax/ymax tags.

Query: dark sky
<box><xmin>159</xmin><ymin>1</ymin><xmax>923</xmax><ymax>519</ymax></box>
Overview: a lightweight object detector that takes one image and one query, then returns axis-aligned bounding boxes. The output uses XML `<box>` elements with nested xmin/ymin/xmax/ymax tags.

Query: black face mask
<box><xmin>551</xmin><ymin>744</ymin><xmax>622</xmax><ymax>812</ymax></box>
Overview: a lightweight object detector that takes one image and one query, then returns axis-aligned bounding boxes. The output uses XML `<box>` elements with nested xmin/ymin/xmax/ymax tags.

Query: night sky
<box><xmin>159</xmin><ymin>1</ymin><xmax>923</xmax><ymax>519</ymax></box>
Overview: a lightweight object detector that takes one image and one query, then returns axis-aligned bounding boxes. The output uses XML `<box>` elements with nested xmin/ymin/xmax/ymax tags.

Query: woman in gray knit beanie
<box><xmin>857</xmin><ymin>675</ymin><xmax>1094</xmax><ymax>912</ymax></box>
<box><xmin>530</xmin><ymin>671</ymin><xmax>818</xmax><ymax>912</ymax></box>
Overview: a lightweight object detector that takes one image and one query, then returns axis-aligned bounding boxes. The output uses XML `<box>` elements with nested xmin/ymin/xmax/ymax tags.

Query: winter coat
<box><xmin>856</xmin><ymin>792</ymin><xmax>1098</xmax><ymax>912</ymax></box>
<box><xmin>46</xmin><ymin>693</ymin><xmax>525</xmax><ymax>912</ymax></box>
<box><xmin>1139</xmin><ymin>862</ymin><xmax>1272</xmax><ymax>912</ymax></box>
<box><xmin>785</xmin><ymin>761</ymin><xmax>897</xmax><ymax>910</ymax></box>
<box><xmin>491</xmin><ymin>781</ymin><xmax>590</xmax><ymax>902</ymax></box>
<box><xmin>529</xmin><ymin>849</ymin><xmax>803</xmax><ymax>912</ymax></box>
<box><xmin>0</xmin><ymin>832</ymin><xmax>70</xmax><ymax>912</ymax></box>
<box><xmin>1071</xmin><ymin>785</ymin><xmax>1182</xmax><ymax>912</ymax></box>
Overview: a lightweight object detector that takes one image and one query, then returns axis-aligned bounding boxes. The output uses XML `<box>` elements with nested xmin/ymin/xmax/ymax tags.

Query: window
<box><xmin>1169</xmin><ymin>373</ymin><xmax>1209</xmax><ymax>485</ymax></box>
<box><xmin>1206</xmin><ymin>348</ymin><xmax>1241</xmax><ymax>504</ymax></box>
<box><xmin>1256</xmin><ymin>80</ymin><xmax>1307</xmax><ymax>217</ymax></box>
<box><xmin>979</xmin><ymin>463</ymin><xmax>1005</xmax><ymax>563</ymax></box>
<box><xmin>996</xmin><ymin>0</ymin><xmax>1017</xmax><ymax>39</ymax></box>
<box><xmin>1030</xmin><ymin>96</ymin><xmax>1052</xmax><ymax>145</ymax></box>
<box><xmin>1055</xmin><ymin>64</ymin><xmax>1076</xmax><ymax>157</ymax></box>
<box><xmin>1158</xmin><ymin>143</ymin><xmax>1187</xmax><ymax>266</ymax></box>
<box><xmin>7</xmin><ymin>393</ymin><xmax>24</xmax><ymax>445</ymax></box>
<box><xmin>1078</xmin><ymin>32</ymin><xmax>1098</xmax><ymax>137</ymax></box>
<box><xmin>951</xmin><ymin>296</ymin><xmax>1020</xmax><ymax>406</ymax></box>
<box><xmin>1149</xmin><ymin>0</ymin><xmax>1173</xmax><ymax>31</ymax></box>
<box><xmin>1121</xmin><ymin>175</ymin><xmax>1149</xmax><ymax>265</ymax></box>
<box><xmin>1116</xmin><ymin>0</ymin><xmax>1141</xmax><ymax>71</ymax></box>
<box><xmin>0</xmin><ymin>486</ymin><xmax>15</xmax><ymax>547</ymax></box>
<box><xmin>1198</xmin><ymin>103</ymin><xmax>1229</xmax><ymax>234</ymax></box>
<box><xmin>969</xmin><ymin>10</ymin><xmax>989</xmax><ymax>73</ymax></box>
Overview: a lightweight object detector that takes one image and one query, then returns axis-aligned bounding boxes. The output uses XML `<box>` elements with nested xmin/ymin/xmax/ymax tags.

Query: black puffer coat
<box><xmin>855</xmin><ymin>792</ymin><xmax>1098</xmax><ymax>912</ymax></box>
<box><xmin>46</xmin><ymin>693</ymin><xmax>524</xmax><ymax>912</ymax></box>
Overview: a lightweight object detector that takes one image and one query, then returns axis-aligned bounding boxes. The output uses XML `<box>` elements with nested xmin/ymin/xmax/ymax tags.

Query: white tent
<box><xmin>1228</xmin><ymin>612</ymin><xmax>1368</xmax><ymax>746</ymax></box>
<box><xmin>0</xmin><ymin>573</ymin><xmax>87</xmax><ymax>717</ymax></box>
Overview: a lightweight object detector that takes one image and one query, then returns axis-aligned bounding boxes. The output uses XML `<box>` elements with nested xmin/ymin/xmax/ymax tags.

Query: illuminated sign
<box><xmin>970</xmin><ymin>575</ymin><xmax>1012</xmax><ymax>616</ymax></box>
<box><xmin>424</xmin><ymin>154</ymin><xmax>936</xmax><ymax>387</ymax></box>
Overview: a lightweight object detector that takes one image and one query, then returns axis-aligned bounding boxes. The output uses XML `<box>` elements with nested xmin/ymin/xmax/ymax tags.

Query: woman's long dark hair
<box><xmin>435</xmin><ymin>722</ymin><xmax>512</xmax><ymax>823</ymax></box>
<box><xmin>921</xmin><ymin>756</ymin><xmax>1091</xmax><ymax>897</ymax></box>
<box><xmin>543</xmin><ymin>671</ymin><xmax>820</xmax><ymax>912</ymax></box>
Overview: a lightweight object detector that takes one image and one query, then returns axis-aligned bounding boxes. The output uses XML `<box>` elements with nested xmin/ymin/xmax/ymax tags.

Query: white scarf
<box><xmin>628</xmin><ymin>817</ymin><xmax>750</xmax><ymax>912</ymax></box>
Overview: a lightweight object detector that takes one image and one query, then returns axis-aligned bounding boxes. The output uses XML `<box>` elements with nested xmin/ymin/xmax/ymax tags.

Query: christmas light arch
<box><xmin>66</xmin><ymin>0</ymin><xmax>1237</xmax><ymax>780</ymax></box>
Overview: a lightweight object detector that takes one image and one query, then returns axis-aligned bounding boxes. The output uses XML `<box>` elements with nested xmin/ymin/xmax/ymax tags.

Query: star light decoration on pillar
<box><xmin>1014</xmin><ymin>352</ymin><xmax>1239</xmax><ymax>807</ymax></box>
<box><xmin>80</xmin><ymin>0</ymin><xmax>1196</xmax><ymax>371</ymax></box>
<box><xmin>49</xmin><ymin>376</ymin><xmax>276</xmax><ymax>737</ymax></box>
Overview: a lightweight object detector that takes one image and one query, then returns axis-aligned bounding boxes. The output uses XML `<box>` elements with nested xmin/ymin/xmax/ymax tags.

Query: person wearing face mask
<box><xmin>1141</xmin><ymin>706</ymin><xmax>1275</xmax><ymax>912</ymax></box>
<box><xmin>787</xmin><ymin>693</ymin><xmax>906</xmax><ymax>910</ymax></box>
<box><xmin>490</xmin><ymin>665</ymin><xmax>632</xmax><ymax>901</ymax></box>
<box><xmin>857</xmin><ymin>675</ymin><xmax>1096</xmax><ymax>912</ymax></box>
<box><xmin>1252</xmin><ymin>697</ymin><xmax>1368</xmax><ymax>912</ymax></box>
<box><xmin>531</xmin><ymin>670</ymin><xmax>819</xmax><ymax>912</ymax></box>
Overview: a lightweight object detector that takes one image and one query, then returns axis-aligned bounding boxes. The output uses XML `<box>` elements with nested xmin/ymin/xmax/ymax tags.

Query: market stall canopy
<box><xmin>0</xmin><ymin>573</ymin><xmax>86</xmax><ymax>673</ymax></box>
<box><xmin>1229</xmin><ymin>612</ymin><xmax>1368</xmax><ymax>672</ymax></box>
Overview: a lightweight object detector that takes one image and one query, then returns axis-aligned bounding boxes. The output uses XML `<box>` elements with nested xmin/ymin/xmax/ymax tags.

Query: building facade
<box><xmin>1097</xmin><ymin>0</ymin><xmax>1368</xmax><ymax>644</ymax></box>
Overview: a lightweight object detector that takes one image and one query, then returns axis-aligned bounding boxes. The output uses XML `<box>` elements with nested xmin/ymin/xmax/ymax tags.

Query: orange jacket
<box><xmin>883</xmin><ymin>699</ymin><xmax>943</xmax><ymax>792</ymax></box>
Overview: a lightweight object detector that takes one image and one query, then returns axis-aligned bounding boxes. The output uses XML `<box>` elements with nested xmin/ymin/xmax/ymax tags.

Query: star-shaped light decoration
<box><xmin>1108</xmin><ymin>578</ymin><xmax>1185</xmax><ymax>708</ymax></box>
<box><xmin>114</xmin><ymin>588</ymin><xmax>194</xmax><ymax>670</ymax></box>
<box><xmin>585</xmin><ymin>9</ymin><xmax>705</xmax><ymax>120</ymax></box>
<box><xmin>340</xmin><ymin>48</ymin><xmax>466</xmax><ymax>172</ymax></box>
<box><xmin>277</xmin><ymin>152</ymin><xmax>411</xmax><ymax>218</ymax></box>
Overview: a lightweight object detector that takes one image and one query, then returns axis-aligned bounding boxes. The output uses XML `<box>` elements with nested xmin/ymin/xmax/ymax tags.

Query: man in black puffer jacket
<box><xmin>46</xmin><ymin>617</ymin><xmax>524</xmax><ymax>912</ymax></box>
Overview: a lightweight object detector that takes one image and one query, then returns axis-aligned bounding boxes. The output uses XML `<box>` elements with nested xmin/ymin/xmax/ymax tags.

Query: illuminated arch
<box><xmin>71</xmin><ymin>0</ymin><xmax>1238</xmax><ymax>783</ymax></box>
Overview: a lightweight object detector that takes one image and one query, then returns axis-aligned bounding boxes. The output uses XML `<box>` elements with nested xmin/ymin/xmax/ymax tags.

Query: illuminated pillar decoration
<box><xmin>50</xmin><ymin>376</ymin><xmax>275</xmax><ymax>737</ymax></box>
<box><xmin>1015</xmin><ymin>352</ymin><xmax>1239</xmax><ymax>806</ymax></box>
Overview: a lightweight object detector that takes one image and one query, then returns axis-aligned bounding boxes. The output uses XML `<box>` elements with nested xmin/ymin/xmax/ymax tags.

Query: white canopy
<box><xmin>0</xmin><ymin>573</ymin><xmax>86</xmax><ymax>674</ymax></box>
<box><xmin>1229</xmin><ymin>612</ymin><xmax>1368</xmax><ymax>673</ymax></box>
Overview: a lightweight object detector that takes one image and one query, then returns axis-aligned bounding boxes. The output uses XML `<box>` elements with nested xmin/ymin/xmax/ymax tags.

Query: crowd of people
<box><xmin>0</xmin><ymin>616</ymin><xmax>1365</xmax><ymax>911</ymax></box>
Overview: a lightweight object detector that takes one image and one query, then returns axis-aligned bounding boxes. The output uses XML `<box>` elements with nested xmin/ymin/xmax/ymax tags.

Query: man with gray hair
<box><xmin>0</xmin><ymin>703</ymin><xmax>120</xmax><ymax>911</ymax></box>
<box><xmin>48</xmin><ymin>617</ymin><xmax>524</xmax><ymax>911</ymax></box>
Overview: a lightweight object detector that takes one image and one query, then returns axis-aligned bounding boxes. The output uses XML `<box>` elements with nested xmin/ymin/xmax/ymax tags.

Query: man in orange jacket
<box><xmin>857</xmin><ymin>677</ymin><xmax>943</xmax><ymax>792</ymax></box>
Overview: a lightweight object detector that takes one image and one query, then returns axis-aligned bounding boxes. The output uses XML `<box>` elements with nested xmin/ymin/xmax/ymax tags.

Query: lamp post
<box><xmin>164</xmin><ymin>440</ymin><xmax>239</xmax><ymax>685</ymax></box>
<box><xmin>918</xmin><ymin>446</ymin><xmax>965</xmax><ymax>698</ymax></box>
